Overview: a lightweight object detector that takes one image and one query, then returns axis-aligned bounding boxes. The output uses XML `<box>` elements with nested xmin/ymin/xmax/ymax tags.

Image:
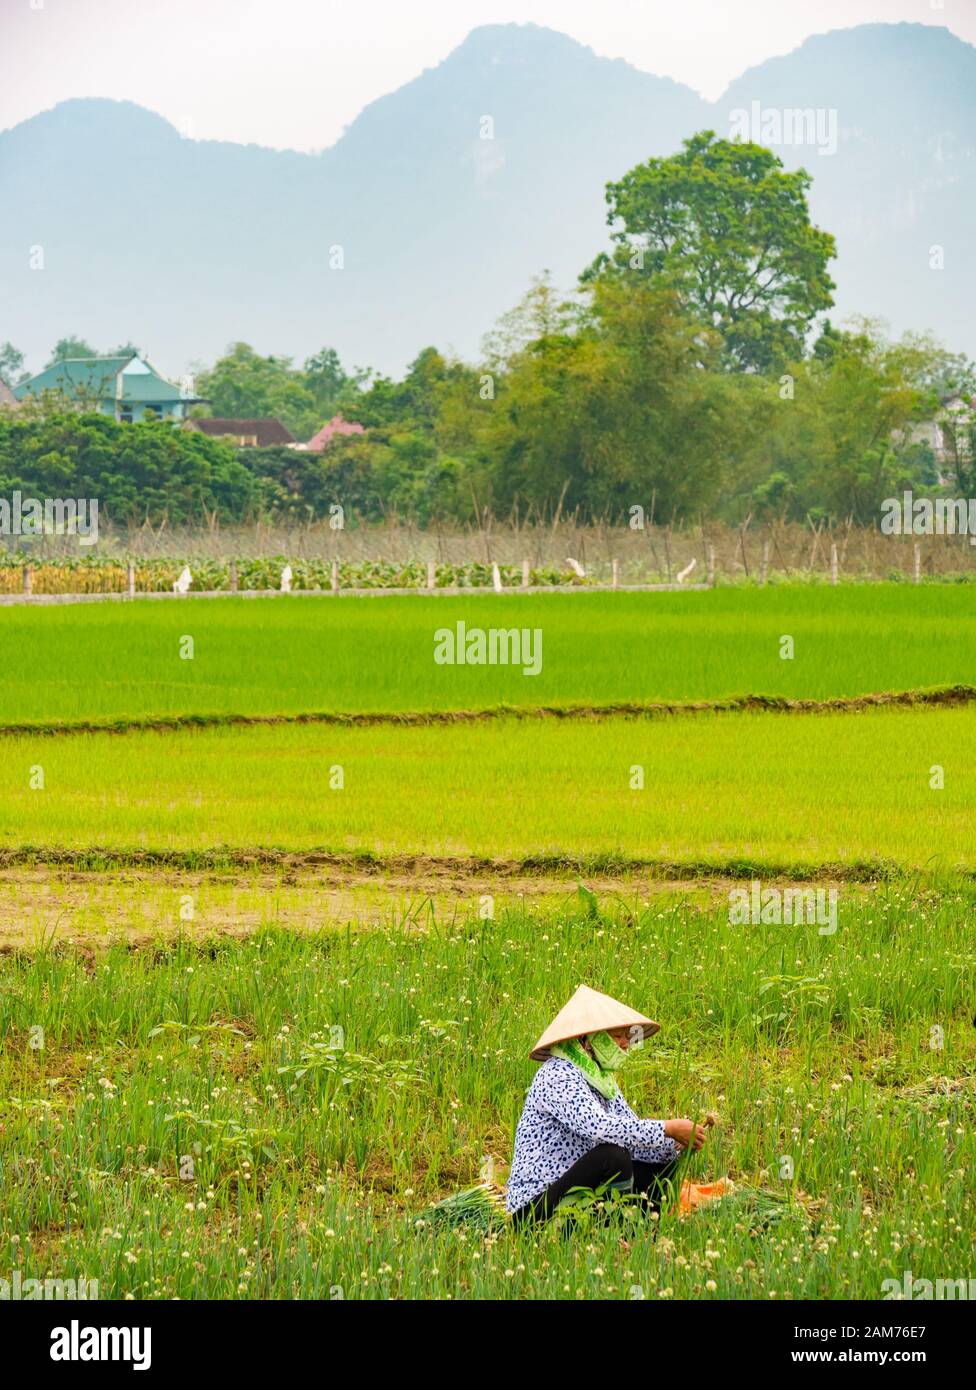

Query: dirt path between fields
<box><xmin>0</xmin><ymin>846</ymin><xmax>901</xmax><ymax>880</ymax></box>
<box><xmin>0</xmin><ymin>865</ymin><xmax>778</xmax><ymax>950</ymax></box>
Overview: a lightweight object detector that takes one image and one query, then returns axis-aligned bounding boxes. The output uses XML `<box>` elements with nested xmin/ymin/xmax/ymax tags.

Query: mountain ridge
<box><xmin>1</xmin><ymin>21</ymin><xmax>972</xmax><ymax>378</ymax></box>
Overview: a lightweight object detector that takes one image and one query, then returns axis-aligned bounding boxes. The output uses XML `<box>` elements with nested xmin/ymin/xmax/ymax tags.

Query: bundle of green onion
<box><xmin>424</xmin><ymin>1181</ymin><xmax>509</xmax><ymax>1230</ymax></box>
<box><xmin>704</xmin><ymin>1184</ymin><xmax>824</xmax><ymax>1232</ymax></box>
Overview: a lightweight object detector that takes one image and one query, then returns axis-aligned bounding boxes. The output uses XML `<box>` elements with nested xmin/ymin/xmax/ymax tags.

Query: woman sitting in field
<box><xmin>507</xmin><ymin>984</ymin><xmax>707</xmax><ymax>1224</ymax></box>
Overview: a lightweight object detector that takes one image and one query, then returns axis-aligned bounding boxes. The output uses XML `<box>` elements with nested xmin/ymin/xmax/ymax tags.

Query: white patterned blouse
<box><xmin>506</xmin><ymin>1056</ymin><xmax>680</xmax><ymax>1214</ymax></box>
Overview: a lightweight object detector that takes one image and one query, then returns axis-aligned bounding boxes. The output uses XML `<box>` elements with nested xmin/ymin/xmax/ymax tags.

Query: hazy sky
<box><xmin>1</xmin><ymin>0</ymin><xmax>974</xmax><ymax>150</ymax></box>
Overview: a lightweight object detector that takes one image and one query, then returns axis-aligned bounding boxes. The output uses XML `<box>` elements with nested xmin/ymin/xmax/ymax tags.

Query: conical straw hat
<box><xmin>530</xmin><ymin>984</ymin><xmax>660</xmax><ymax>1060</ymax></box>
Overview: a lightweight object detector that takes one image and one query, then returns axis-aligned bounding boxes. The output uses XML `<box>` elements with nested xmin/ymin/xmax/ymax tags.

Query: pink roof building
<box><xmin>302</xmin><ymin>413</ymin><xmax>365</xmax><ymax>452</ymax></box>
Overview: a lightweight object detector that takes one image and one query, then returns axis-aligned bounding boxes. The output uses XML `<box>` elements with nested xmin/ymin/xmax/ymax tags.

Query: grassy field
<box><xmin>2</xmin><ymin>584</ymin><xmax>973</xmax><ymax>1302</ymax></box>
<box><xmin>4</xmin><ymin>586</ymin><xmax>976</xmax><ymax>724</ymax></box>
<box><xmin>2</xmin><ymin>893</ymin><xmax>973</xmax><ymax>1299</ymax></box>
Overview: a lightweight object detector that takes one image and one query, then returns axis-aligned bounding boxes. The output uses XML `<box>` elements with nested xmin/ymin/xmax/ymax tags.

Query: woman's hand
<box><xmin>664</xmin><ymin>1118</ymin><xmax>707</xmax><ymax>1151</ymax></box>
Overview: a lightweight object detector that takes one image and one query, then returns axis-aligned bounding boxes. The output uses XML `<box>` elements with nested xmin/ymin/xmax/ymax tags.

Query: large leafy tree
<box><xmin>463</xmin><ymin>276</ymin><xmax>767</xmax><ymax>519</ymax></box>
<box><xmin>194</xmin><ymin>342</ymin><xmax>317</xmax><ymax>438</ymax></box>
<box><xmin>45</xmin><ymin>336</ymin><xmax>99</xmax><ymax>366</ymax></box>
<box><xmin>0</xmin><ymin>341</ymin><xmax>26</xmax><ymax>385</ymax></box>
<box><xmin>302</xmin><ymin>346</ymin><xmax>364</xmax><ymax>420</ymax></box>
<box><xmin>481</xmin><ymin>272</ymin><xmax>569</xmax><ymax>368</ymax></box>
<box><xmin>0</xmin><ymin>407</ymin><xmax>255</xmax><ymax>524</ymax></box>
<box><xmin>589</xmin><ymin>131</ymin><xmax>836</xmax><ymax>374</ymax></box>
<box><xmin>758</xmin><ymin>321</ymin><xmax>935</xmax><ymax>522</ymax></box>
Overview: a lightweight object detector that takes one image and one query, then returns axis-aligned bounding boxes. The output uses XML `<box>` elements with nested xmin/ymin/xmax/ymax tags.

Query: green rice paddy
<box><xmin>3</xmin><ymin>585</ymin><xmax>976</xmax><ymax>724</ymax></box>
<box><xmin>1</xmin><ymin>707</ymin><xmax>973</xmax><ymax>872</ymax></box>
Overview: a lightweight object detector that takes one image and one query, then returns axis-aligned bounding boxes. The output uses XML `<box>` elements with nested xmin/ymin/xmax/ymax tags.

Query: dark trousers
<box><xmin>515</xmin><ymin>1142</ymin><xmax>681</xmax><ymax>1225</ymax></box>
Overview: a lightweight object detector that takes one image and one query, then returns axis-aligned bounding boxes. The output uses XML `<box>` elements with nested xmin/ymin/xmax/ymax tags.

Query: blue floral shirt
<box><xmin>506</xmin><ymin>1056</ymin><xmax>680</xmax><ymax>1213</ymax></box>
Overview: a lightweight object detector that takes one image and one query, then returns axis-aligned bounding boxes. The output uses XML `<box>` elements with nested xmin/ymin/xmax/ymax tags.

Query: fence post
<box><xmin>127</xmin><ymin>561</ymin><xmax>135</xmax><ymax>598</ymax></box>
<box><xmin>706</xmin><ymin>545</ymin><xmax>716</xmax><ymax>587</ymax></box>
<box><xmin>229</xmin><ymin>559</ymin><xmax>238</xmax><ymax>594</ymax></box>
<box><xmin>611</xmin><ymin>558</ymin><xmax>619</xmax><ymax>590</ymax></box>
<box><xmin>913</xmin><ymin>543</ymin><xmax>921</xmax><ymax>584</ymax></box>
<box><xmin>22</xmin><ymin>566</ymin><xmax>32</xmax><ymax>596</ymax></box>
<box><xmin>521</xmin><ymin>559</ymin><xmax>530</xmax><ymax>589</ymax></box>
<box><xmin>426</xmin><ymin>560</ymin><xmax>436</xmax><ymax>590</ymax></box>
<box><xmin>830</xmin><ymin>543</ymin><xmax>838</xmax><ymax>586</ymax></box>
<box><xmin>331</xmin><ymin>559</ymin><xmax>339</xmax><ymax>593</ymax></box>
<box><xmin>760</xmin><ymin>541</ymin><xmax>770</xmax><ymax>587</ymax></box>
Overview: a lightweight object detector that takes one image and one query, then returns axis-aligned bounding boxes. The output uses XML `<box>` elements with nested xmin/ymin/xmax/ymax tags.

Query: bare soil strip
<box><xmin>0</xmin><ymin>865</ymin><xmax>854</xmax><ymax>949</ymax></box>
<box><xmin>1</xmin><ymin>683</ymin><xmax>973</xmax><ymax>739</ymax></box>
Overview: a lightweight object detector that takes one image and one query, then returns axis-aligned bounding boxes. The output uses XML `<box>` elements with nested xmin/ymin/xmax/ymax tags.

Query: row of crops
<box><xmin>0</xmin><ymin>558</ymin><xmax>573</xmax><ymax>594</ymax></box>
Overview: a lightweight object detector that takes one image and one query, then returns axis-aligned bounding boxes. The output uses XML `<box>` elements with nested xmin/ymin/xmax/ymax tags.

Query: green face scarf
<box><xmin>549</xmin><ymin>1030</ymin><xmax>629</xmax><ymax>1102</ymax></box>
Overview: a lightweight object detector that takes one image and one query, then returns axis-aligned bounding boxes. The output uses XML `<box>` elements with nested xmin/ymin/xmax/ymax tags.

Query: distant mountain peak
<box><xmin>717</xmin><ymin>20</ymin><xmax>973</xmax><ymax>101</ymax></box>
<box><xmin>10</xmin><ymin>96</ymin><xmax>180</xmax><ymax>139</ymax></box>
<box><xmin>456</xmin><ymin>21</ymin><xmax>597</xmax><ymax>56</ymax></box>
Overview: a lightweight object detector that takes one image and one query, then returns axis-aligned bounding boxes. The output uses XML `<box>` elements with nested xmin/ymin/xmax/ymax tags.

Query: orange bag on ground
<box><xmin>678</xmin><ymin>1178</ymin><xmax>733</xmax><ymax>1215</ymax></box>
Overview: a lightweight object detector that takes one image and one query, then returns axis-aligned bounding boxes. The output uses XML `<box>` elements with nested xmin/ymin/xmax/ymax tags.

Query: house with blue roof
<box><xmin>14</xmin><ymin>354</ymin><xmax>204</xmax><ymax>422</ymax></box>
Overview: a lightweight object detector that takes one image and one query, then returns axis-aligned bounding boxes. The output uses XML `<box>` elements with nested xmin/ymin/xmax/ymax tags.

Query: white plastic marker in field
<box><xmin>676</xmin><ymin>557</ymin><xmax>697</xmax><ymax>584</ymax></box>
<box><xmin>565</xmin><ymin>557</ymin><xmax>585</xmax><ymax>579</ymax></box>
<box><xmin>492</xmin><ymin>563</ymin><xmax>503</xmax><ymax>593</ymax></box>
<box><xmin>173</xmin><ymin>565</ymin><xmax>192</xmax><ymax>594</ymax></box>
<box><xmin>280</xmin><ymin>564</ymin><xmax>293</xmax><ymax>593</ymax></box>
